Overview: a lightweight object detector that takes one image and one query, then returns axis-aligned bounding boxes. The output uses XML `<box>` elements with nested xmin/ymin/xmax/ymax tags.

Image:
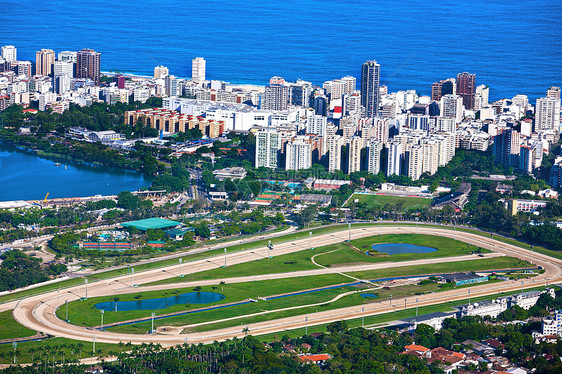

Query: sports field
<box><xmin>344</xmin><ymin>193</ymin><xmax>433</xmax><ymax>210</ymax></box>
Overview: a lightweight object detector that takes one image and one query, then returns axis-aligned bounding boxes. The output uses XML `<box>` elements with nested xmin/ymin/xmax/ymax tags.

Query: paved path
<box><xmin>10</xmin><ymin>226</ymin><xmax>562</xmax><ymax>346</ymax></box>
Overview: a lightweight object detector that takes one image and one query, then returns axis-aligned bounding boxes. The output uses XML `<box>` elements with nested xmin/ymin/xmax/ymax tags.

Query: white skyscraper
<box><xmin>1</xmin><ymin>45</ymin><xmax>17</xmax><ymax>62</ymax></box>
<box><xmin>475</xmin><ymin>84</ymin><xmax>489</xmax><ymax>110</ymax></box>
<box><xmin>192</xmin><ymin>57</ymin><xmax>206</xmax><ymax>83</ymax></box>
<box><xmin>255</xmin><ymin>129</ymin><xmax>281</xmax><ymax>169</ymax></box>
<box><xmin>387</xmin><ymin>141</ymin><xmax>402</xmax><ymax>176</ymax></box>
<box><xmin>285</xmin><ymin>138</ymin><xmax>312</xmax><ymax>171</ymax></box>
<box><xmin>406</xmin><ymin>143</ymin><xmax>423</xmax><ymax>180</ymax></box>
<box><xmin>154</xmin><ymin>65</ymin><xmax>169</xmax><ymax>79</ymax></box>
<box><xmin>347</xmin><ymin>136</ymin><xmax>364</xmax><ymax>173</ymax></box>
<box><xmin>306</xmin><ymin>115</ymin><xmax>327</xmax><ymax>137</ymax></box>
<box><xmin>53</xmin><ymin>60</ymin><xmax>74</xmax><ymax>78</ymax></box>
<box><xmin>341</xmin><ymin>76</ymin><xmax>357</xmax><ymax>94</ymax></box>
<box><xmin>328</xmin><ymin>135</ymin><xmax>345</xmax><ymax>172</ymax></box>
<box><xmin>367</xmin><ymin>140</ymin><xmax>383</xmax><ymax>174</ymax></box>
<box><xmin>440</xmin><ymin>94</ymin><xmax>464</xmax><ymax>124</ymax></box>
<box><xmin>535</xmin><ymin>97</ymin><xmax>561</xmax><ymax>132</ymax></box>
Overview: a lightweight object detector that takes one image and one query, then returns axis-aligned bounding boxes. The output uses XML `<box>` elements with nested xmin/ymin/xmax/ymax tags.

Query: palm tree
<box><xmin>219</xmin><ymin>281</ymin><xmax>226</xmax><ymax>291</ymax></box>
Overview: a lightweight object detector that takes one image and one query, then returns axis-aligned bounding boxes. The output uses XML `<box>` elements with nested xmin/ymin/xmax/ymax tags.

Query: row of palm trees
<box><xmin>1</xmin><ymin>331</ymin><xmax>254</xmax><ymax>372</ymax></box>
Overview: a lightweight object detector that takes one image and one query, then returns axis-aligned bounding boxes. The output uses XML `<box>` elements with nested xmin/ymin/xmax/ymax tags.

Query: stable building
<box><xmin>439</xmin><ymin>272</ymin><xmax>488</xmax><ymax>286</ymax></box>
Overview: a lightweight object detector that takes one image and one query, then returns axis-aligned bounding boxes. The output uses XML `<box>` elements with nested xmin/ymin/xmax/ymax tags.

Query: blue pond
<box><xmin>94</xmin><ymin>292</ymin><xmax>225</xmax><ymax>312</ymax></box>
<box><xmin>370</xmin><ymin>243</ymin><xmax>437</xmax><ymax>255</ymax></box>
<box><xmin>360</xmin><ymin>293</ymin><xmax>378</xmax><ymax>299</ymax></box>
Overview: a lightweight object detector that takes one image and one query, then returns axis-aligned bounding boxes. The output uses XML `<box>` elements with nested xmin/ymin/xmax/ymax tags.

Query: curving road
<box><xmin>10</xmin><ymin>226</ymin><xmax>562</xmax><ymax>346</ymax></box>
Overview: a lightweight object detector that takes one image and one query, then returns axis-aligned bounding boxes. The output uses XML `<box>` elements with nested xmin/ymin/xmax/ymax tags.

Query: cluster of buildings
<box><xmin>1</xmin><ymin>45</ymin><xmax>101</xmax><ymax>112</ymax></box>
<box><xmin>2</xmin><ymin>44</ymin><xmax>561</xmax><ymax>183</ymax></box>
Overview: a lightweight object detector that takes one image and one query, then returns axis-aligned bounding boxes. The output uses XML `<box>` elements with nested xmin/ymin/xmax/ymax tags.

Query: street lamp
<box><xmin>305</xmin><ymin>316</ymin><xmax>308</xmax><ymax>335</ymax></box>
<box><xmin>404</xmin><ymin>298</ymin><xmax>407</xmax><ymax>310</ymax></box>
<box><xmin>389</xmin><ymin>295</ymin><xmax>392</xmax><ymax>306</ymax></box>
<box><xmin>468</xmin><ymin>288</ymin><xmax>471</xmax><ymax>304</ymax></box>
<box><xmin>361</xmin><ymin>306</ymin><xmax>365</xmax><ymax>328</ymax></box>
<box><xmin>416</xmin><ymin>297</ymin><xmax>419</xmax><ymax>316</ymax></box>
<box><xmin>224</xmin><ymin>248</ymin><xmax>227</xmax><ymax>268</ymax></box>
<box><xmin>65</xmin><ymin>299</ymin><xmax>69</xmax><ymax>321</ymax></box>
<box><xmin>151</xmin><ymin>312</ymin><xmax>155</xmax><ymax>333</ymax></box>
<box><xmin>131</xmin><ymin>268</ymin><xmax>135</xmax><ymax>287</ymax></box>
<box><xmin>268</xmin><ymin>240</ymin><xmax>273</xmax><ymax>259</ymax></box>
<box><xmin>491</xmin><ymin>233</ymin><xmax>494</xmax><ymax>247</ymax></box>
<box><xmin>179</xmin><ymin>258</ymin><xmax>183</xmax><ymax>278</ymax></box>
<box><xmin>309</xmin><ymin>232</ymin><xmax>312</xmax><ymax>250</ymax></box>
<box><xmin>92</xmin><ymin>335</ymin><xmax>96</xmax><ymax>355</ymax></box>
<box><xmin>100</xmin><ymin>310</ymin><xmax>104</xmax><ymax>330</ymax></box>
<box><xmin>84</xmin><ymin>279</ymin><xmax>88</xmax><ymax>300</ymax></box>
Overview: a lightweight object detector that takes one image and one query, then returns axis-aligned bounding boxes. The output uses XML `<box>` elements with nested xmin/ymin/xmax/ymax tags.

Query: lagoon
<box><xmin>0</xmin><ymin>143</ymin><xmax>151</xmax><ymax>202</ymax></box>
<box><xmin>94</xmin><ymin>292</ymin><xmax>225</xmax><ymax>312</ymax></box>
<box><xmin>370</xmin><ymin>243</ymin><xmax>437</xmax><ymax>256</ymax></box>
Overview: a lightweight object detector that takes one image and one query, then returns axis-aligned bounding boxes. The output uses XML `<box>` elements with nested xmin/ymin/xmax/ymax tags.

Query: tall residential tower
<box><xmin>360</xmin><ymin>60</ymin><xmax>381</xmax><ymax>117</ymax></box>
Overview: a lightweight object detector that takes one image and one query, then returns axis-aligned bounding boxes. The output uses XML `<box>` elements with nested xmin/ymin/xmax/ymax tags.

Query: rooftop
<box><xmin>121</xmin><ymin>218</ymin><xmax>181</xmax><ymax>231</ymax></box>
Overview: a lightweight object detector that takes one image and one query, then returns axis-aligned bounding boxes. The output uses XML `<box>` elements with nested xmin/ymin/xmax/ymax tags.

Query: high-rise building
<box><xmin>328</xmin><ymin>135</ymin><xmax>344</xmax><ymax>173</ymax></box>
<box><xmin>53</xmin><ymin>60</ymin><xmax>74</xmax><ymax>78</ymax></box>
<box><xmin>313</xmin><ymin>95</ymin><xmax>328</xmax><ymax>116</ymax></box>
<box><xmin>475</xmin><ymin>84</ymin><xmax>489</xmax><ymax>111</ymax></box>
<box><xmin>1</xmin><ymin>45</ymin><xmax>17</xmax><ymax>62</ymax></box>
<box><xmin>493</xmin><ymin>129</ymin><xmax>521</xmax><ymax>167</ymax></box>
<box><xmin>440</xmin><ymin>94</ymin><xmax>464</xmax><ymax>124</ymax></box>
<box><xmin>263</xmin><ymin>77</ymin><xmax>289</xmax><ymax>111</ymax></box>
<box><xmin>54</xmin><ymin>74</ymin><xmax>71</xmax><ymax>94</ymax></box>
<box><xmin>16</xmin><ymin>61</ymin><xmax>32</xmax><ymax>78</ymax></box>
<box><xmin>535</xmin><ymin>97</ymin><xmax>561</xmax><ymax>132</ymax></box>
<box><xmin>387</xmin><ymin>141</ymin><xmax>402</xmax><ymax>177</ymax></box>
<box><xmin>547</xmin><ymin>86</ymin><xmax>561</xmax><ymax>100</ymax></box>
<box><xmin>192</xmin><ymin>57</ymin><xmax>206</xmax><ymax>82</ymax></box>
<box><xmin>35</xmin><ymin>49</ymin><xmax>55</xmax><ymax>76</ymax></box>
<box><xmin>405</xmin><ymin>143</ymin><xmax>423</xmax><ymax>180</ymax></box>
<box><xmin>360</xmin><ymin>60</ymin><xmax>381</xmax><ymax>117</ymax></box>
<box><xmin>285</xmin><ymin>138</ymin><xmax>312</xmax><ymax>171</ymax></box>
<box><xmin>341</xmin><ymin>76</ymin><xmax>357</xmax><ymax>94</ymax></box>
<box><xmin>255</xmin><ymin>129</ymin><xmax>281</xmax><ymax>168</ymax></box>
<box><xmin>289</xmin><ymin>80</ymin><xmax>313</xmax><ymax>107</ymax></box>
<box><xmin>367</xmin><ymin>140</ymin><xmax>383</xmax><ymax>174</ymax></box>
<box><xmin>456</xmin><ymin>72</ymin><xmax>476</xmax><ymax>110</ymax></box>
<box><xmin>165</xmin><ymin>75</ymin><xmax>178</xmax><ymax>96</ymax></box>
<box><xmin>347</xmin><ymin>136</ymin><xmax>364</xmax><ymax>173</ymax></box>
<box><xmin>431</xmin><ymin>78</ymin><xmax>456</xmax><ymax>101</ymax></box>
<box><xmin>323</xmin><ymin>79</ymin><xmax>346</xmax><ymax>101</ymax></box>
<box><xmin>343</xmin><ymin>92</ymin><xmax>361</xmax><ymax>115</ymax></box>
<box><xmin>76</xmin><ymin>49</ymin><xmax>101</xmax><ymax>86</ymax></box>
<box><xmin>306</xmin><ymin>115</ymin><xmax>327</xmax><ymax>137</ymax></box>
<box><xmin>154</xmin><ymin>65</ymin><xmax>169</xmax><ymax>79</ymax></box>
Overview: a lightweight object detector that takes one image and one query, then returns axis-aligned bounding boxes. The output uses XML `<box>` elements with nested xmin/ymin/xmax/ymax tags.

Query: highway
<box><xmin>9</xmin><ymin>226</ymin><xmax>562</xmax><ymax>346</ymax></box>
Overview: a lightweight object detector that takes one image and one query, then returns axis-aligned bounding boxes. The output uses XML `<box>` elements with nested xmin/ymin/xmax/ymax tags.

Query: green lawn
<box><xmin>146</xmin><ymin>234</ymin><xmax>486</xmax><ymax>285</ymax></box>
<box><xmin>0</xmin><ymin>310</ymin><xmax>36</xmax><ymax>340</ymax></box>
<box><xmin>255</xmin><ymin>285</ymin><xmax>556</xmax><ymax>341</ymax></box>
<box><xmin>344</xmin><ymin>193</ymin><xmax>433</xmax><ymax>210</ymax></box>
<box><xmin>347</xmin><ymin>256</ymin><xmax>532</xmax><ymax>280</ymax></box>
<box><xmin>56</xmin><ymin>274</ymin><xmax>351</xmax><ymax>328</ymax></box>
<box><xmin>65</xmin><ymin>256</ymin><xmax>530</xmax><ymax>334</ymax></box>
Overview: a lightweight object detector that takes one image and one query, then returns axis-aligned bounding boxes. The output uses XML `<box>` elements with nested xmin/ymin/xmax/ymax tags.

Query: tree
<box><xmin>117</xmin><ymin>191</ymin><xmax>140</xmax><ymax>210</ymax></box>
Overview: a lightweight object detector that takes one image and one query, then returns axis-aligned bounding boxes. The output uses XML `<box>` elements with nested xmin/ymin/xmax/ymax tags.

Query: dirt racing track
<box><xmin>11</xmin><ymin>226</ymin><xmax>562</xmax><ymax>346</ymax></box>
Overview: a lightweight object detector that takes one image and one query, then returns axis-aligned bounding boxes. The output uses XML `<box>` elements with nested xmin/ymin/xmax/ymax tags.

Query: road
<box><xmin>10</xmin><ymin>226</ymin><xmax>562</xmax><ymax>346</ymax></box>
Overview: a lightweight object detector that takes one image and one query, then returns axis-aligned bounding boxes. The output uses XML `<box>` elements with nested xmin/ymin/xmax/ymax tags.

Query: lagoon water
<box><xmin>2</xmin><ymin>1</ymin><xmax>561</xmax><ymax>100</ymax></box>
<box><xmin>94</xmin><ymin>292</ymin><xmax>225</xmax><ymax>312</ymax></box>
<box><xmin>0</xmin><ymin>143</ymin><xmax>151</xmax><ymax>201</ymax></box>
<box><xmin>370</xmin><ymin>243</ymin><xmax>437</xmax><ymax>255</ymax></box>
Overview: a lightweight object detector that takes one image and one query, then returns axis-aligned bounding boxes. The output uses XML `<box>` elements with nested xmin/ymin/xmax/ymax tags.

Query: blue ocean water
<box><xmin>2</xmin><ymin>1</ymin><xmax>561</xmax><ymax>100</ymax></box>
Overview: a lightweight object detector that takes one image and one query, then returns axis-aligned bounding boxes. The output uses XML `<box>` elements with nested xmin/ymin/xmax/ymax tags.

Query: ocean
<box><xmin>2</xmin><ymin>0</ymin><xmax>561</xmax><ymax>100</ymax></box>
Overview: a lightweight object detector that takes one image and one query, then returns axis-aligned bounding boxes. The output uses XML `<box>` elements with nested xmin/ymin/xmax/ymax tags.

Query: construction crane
<box><xmin>43</xmin><ymin>193</ymin><xmax>49</xmax><ymax>203</ymax></box>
